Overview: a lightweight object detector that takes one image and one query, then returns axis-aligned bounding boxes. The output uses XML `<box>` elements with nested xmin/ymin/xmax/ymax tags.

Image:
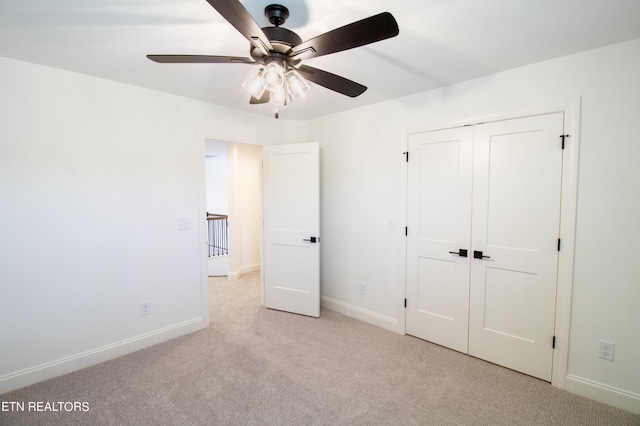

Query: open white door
<box><xmin>262</xmin><ymin>142</ymin><xmax>320</xmax><ymax>317</ymax></box>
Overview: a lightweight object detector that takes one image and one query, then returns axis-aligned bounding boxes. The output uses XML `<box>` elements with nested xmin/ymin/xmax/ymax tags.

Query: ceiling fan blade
<box><xmin>297</xmin><ymin>65</ymin><xmax>367</xmax><ymax>97</ymax></box>
<box><xmin>205</xmin><ymin>0</ymin><xmax>274</xmax><ymax>54</ymax></box>
<box><xmin>289</xmin><ymin>12</ymin><xmax>399</xmax><ymax>60</ymax></box>
<box><xmin>250</xmin><ymin>91</ymin><xmax>270</xmax><ymax>104</ymax></box>
<box><xmin>147</xmin><ymin>55</ymin><xmax>256</xmax><ymax>64</ymax></box>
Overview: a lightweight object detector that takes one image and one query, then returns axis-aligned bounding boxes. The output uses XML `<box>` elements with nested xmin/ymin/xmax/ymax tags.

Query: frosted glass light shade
<box><xmin>269</xmin><ymin>86</ymin><xmax>288</xmax><ymax>105</ymax></box>
<box><xmin>263</xmin><ymin>62</ymin><xmax>285</xmax><ymax>91</ymax></box>
<box><xmin>285</xmin><ymin>70</ymin><xmax>310</xmax><ymax>100</ymax></box>
<box><xmin>241</xmin><ymin>68</ymin><xmax>266</xmax><ymax>100</ymax></box>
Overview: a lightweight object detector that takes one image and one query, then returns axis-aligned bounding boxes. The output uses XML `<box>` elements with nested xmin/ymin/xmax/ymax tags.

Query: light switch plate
<box><xmin>177</xmin><ymin>217</ymin><xmax>192</xmax><ymax>231</ymax></box>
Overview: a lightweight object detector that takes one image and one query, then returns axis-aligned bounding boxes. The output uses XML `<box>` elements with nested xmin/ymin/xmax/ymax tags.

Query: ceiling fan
<box><xmin>147</xmin><ymin>0</ymin><xmax>399</xmax><ymax>116</ymax></box>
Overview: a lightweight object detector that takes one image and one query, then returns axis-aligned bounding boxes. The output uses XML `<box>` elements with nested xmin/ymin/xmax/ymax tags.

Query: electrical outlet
<box><xmin>140</xmin><ymin>301</ymin><xmax>151</xmax><ymax>316</ymax></box>
<box><xmin>359</xmin><ymin>282</ymin><xmax>368</xmax><ymax>296</ymax></box>
<box><xmin>598</xmin><ymin>340</ymin><xmax>615</xmax><ymax>361</ymax></box>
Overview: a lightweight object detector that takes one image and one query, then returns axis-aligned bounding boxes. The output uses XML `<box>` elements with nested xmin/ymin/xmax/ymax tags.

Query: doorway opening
<box><xmin>204</xmin><ymin>140</ymin><xmax>261</xmax><ymax>280</ymax></box>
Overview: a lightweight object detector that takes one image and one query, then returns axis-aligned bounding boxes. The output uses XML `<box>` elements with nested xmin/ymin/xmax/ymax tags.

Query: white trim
<box><xmin>196</xmin><ymin>134</ymin><xmax>210</xmax><ymax>325</ymax></box>
<box><xmin>0</xmin><ymin>318</ymin><xmax>207</xmax><ymax>395</ymax></box>
<box><xmin>227</xmin><ymin>268</ymin><xmax>242</xmax><ymax>281</ymax></box>
<box><xmin>396</xmin><ymin>132</ymin><xmax>409</xmax><ymax>335</ymax></box>
<box><xmin>551</xmin><ymin>98</ymin><xmax>581</xmax><ymax>388</ymax></box>
<box><xmin>405</xmin><ymin>97</ymin><xmax>581</xmax><ymax>135</ymax></box>
<box><xmin>227</xmin><ymin>262</ymin><xmax>261</xmax><ymax>281</ymax></box>
<box><xmin>566</xmin><ymin>375</ymin><xmax>640</xmax><ymax>414</ymax></box>
<box><xmin>321</xmin><ymin>296</ymin><xmax>402</xmax><ymax>334</ymax></box>
<box><xmin>242</xmin><ymin>262</ymin><xmax>261</xmax><ymax>274</ymax></box>
<box><xmin>401</xmin><ymin>98</ymin><xmax>581</xmax><ymax>391</ymax></box>
<box><xmin>259</xmin><ymin>147</ymin><xmax>265</xmax><ymax>307</ymax></box>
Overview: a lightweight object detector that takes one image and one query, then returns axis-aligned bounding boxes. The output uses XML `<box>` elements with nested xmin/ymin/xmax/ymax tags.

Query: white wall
<box><xmin>310</xmin><ymin>38</ymin><xmax>640</xmax><ymax>413</ymax></box>
<box><xmin>226</xmin><ymin>144</ymin><xmax>261</xmax><ymax>279</ymax></box>
<box><xmin>205</xmin><ymin>155</ymin><xmax>228</xmax><ymax>215</ymax></box>
<box><xmin>0</xmin><ymin>56</ymin><xmax>307</xmax><ymax>393</ymax></box>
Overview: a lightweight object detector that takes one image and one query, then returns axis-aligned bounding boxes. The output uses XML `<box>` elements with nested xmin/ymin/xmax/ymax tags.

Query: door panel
<box><xmin>406</xmin><ymin>127</ymin><xmax>473</xmax><ymax>353</ymax></box>
<box><xmin>468</xmin><ymin>113</ymin><xmax>563</xmax><ymax>381</ymax></box>
<box><xmin>262</xmin><ymin>142</ymin><xmax>320</xmax><ymax>317</ymax></box>
<box><xmin>484</xmin><ymin>131</ymin><xmax>545</xmax><ymax>250</ymax></box>
<box><xmin>417</xmin><ymin>257</ymin><xmax>457</xmax><ymax>320</ymax></box>
<box><xmin>483</xmin><ymin>268</ymin><xmax>537</xmax><ymax>342</ymax></box>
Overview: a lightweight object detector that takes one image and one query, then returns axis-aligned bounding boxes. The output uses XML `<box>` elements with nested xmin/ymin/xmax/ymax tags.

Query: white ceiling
<box><xmin>1</xmin><ymin>0</ymin><xmax>639</xmax><ymax>120</ymax></box>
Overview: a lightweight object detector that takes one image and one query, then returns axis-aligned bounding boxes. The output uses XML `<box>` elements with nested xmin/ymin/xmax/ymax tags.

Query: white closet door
<box><xmin>468</xmin><ymin>113</ymin><xmax>564</xmax><ymax>381</ymax></box>
<box><xmin>406</xmin><ymin>127</ymin><xmax>474</xmax><ymax>352</ymax></box>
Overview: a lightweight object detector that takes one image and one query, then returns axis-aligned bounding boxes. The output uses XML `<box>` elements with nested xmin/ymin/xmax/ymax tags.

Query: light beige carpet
<box><xmin>1</xmin><ymin>271</ymin><xmax>639</xmax><ymax>425</ymax></box>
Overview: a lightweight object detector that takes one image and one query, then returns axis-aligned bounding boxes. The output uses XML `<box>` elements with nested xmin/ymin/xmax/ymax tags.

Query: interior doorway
<box><xmin>204</xmin><ymin>140</ymin><xmax>261</xmax><ymax>280</ymax></box>
<box><xmin>205</xmin><ymin>141</ymin><xmax>229</xmax><ymax>276</ymax></box>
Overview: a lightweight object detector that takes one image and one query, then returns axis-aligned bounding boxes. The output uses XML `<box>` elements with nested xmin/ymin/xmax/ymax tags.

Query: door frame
<box><xmin>398</xmin><ymin>98</ymin><xmax>581</xmax><ymax>389</ymax></box>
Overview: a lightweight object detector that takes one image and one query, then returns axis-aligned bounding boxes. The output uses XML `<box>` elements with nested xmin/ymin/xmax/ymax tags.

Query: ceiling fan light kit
<box><xmin>241</xmin><ymin>68</ymin><xmax>267</xmax><ymax>99</ymax></box>
<box><xmin>285</xmin><ymin>69</ymin><xmax>310</xmax><ymax>100</ymax></box>
<box><xmin>147</xmin><ymin>0</ymin><xmax>399</xmax><ymax>117</ymax></box>
<box><xmin>262</xmin><ymin>62</ymin><xmax>285</xmax><ymax>91</ymax></box>
<box><xmin>269</xmin><ymin>84</ymin><xmax>288</xmax><ymax>106</ymax></box>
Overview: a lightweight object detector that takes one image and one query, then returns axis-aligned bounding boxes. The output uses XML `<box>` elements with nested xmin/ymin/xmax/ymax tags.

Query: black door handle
<box><xmin>474</xmin><ymin>250</ymin><xmax>490</xmax><ymax>259</ymax></box>
<box><xmin>448</xmin><ymin>249</ymin><xmax>468</xmax><ymax>257</ymax></box>
<box><xmin>303</xmin><ymin>237</ymin><xmax>318</xmax><ymax>243</ymax></box>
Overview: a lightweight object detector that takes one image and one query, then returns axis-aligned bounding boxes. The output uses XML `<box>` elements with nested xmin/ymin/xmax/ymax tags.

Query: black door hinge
<box><xmin>405</xmin><ymin>227</ymin><xmax>408</xmax><ymax>236</ymax></box>
<box><xmin>403</xmin><ymin>151</ymin><xmax>409</xmax><ymax>162</ymax></box>
<box><xmin>560</xmin><ymin>135</ymin><xmax>570</xmax><ymax>149</ymax></box>
<box><xmin>404</xmin><ymin>298</ymin><xmax>407</xmax><ymax>308</ymax></box>
<box><xmin>557</xmin><ymin>238</ymin><xmax>561</xmax><ymax>251</ymax></box>
<box><xmin>553</xmin><ymin>336</ymin><xmax>556</xmax><ymax>349</ymax></box>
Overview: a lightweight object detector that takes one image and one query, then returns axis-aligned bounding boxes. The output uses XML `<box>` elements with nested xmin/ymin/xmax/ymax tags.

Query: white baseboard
<box><xmin>0</xmin><ymin>317</ymin><xmax>208</xmax><ymax>395</ymax></box>
<box><xmin>227</xmin><ymin>263</ymin><xmax>260</xmax><ymax>281</ymax></box>
<box><xmin>321</xmin><ymin>296</ymin><xmax>402</xmax><ymax>334</ymax></box>
<box><xmin>565</xmin><ymin>374</ymin><xmax>640</xmax><ymax>414</ymax></box>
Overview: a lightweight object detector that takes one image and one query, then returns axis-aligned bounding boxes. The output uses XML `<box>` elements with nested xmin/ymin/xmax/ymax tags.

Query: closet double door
<box><xmin>406</xmin><ymin>113</ymin><xmax>564</xmax><ymax>381</ymax></box>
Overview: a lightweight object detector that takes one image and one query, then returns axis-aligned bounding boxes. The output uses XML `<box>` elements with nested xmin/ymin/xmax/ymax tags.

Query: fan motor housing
<box><xmin>250</xmin><ymin>26</ymin><xmax>302</xmax><ymax>60</ymax></box>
